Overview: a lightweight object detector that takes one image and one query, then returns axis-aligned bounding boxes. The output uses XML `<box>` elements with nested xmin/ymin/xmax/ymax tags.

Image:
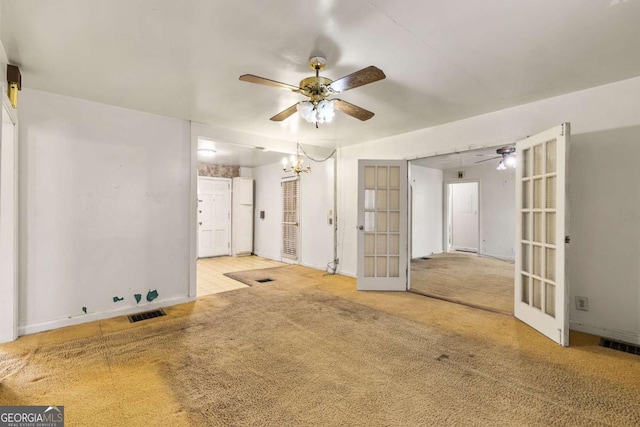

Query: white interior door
<box><xmin>357</xmin><ymin>160</ymin><xmax>408</xmax><ymax>291</ymax></box>
<box><xmin>198</xmin><ymin>177</ymin><xmax>231</xmax><ymax>258</ymax></box>
<box><xmin>450</xmin><ymin>182</ymin><xmax>479</xmax><ymax>252</ymax></box>
<box><xmin>515</xmin><ymin>123</ymin><xmax>570</xmax><ymax>346</ymax></box>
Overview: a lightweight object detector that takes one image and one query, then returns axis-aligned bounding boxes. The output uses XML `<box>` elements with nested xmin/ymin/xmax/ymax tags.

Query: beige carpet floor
<box><xmin>411</xmin><ymin>252</ymin><xmax>514</xmax><ymax>314</ymax></box>
<box><xmin>1</xmin><ymin>265</ymin><xmax>639</xmax><ymax>426</ymax></box>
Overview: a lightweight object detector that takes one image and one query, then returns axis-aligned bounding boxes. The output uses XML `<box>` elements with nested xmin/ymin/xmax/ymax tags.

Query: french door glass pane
<box><xmin>522</xmin><ymin>275</ymin><xmax>530</xmax><ymax>304</ymax></box>
<box><xmin>522</xmin><ymin>212</ymin><xmax>530</xmax><ymax>240</ymax></box>
<box><xmin>389</xmin><ymin>167</ymin><xmax>400</xmax><ymax>187</ymax></box>
<box><xmin>523</xmin><ymin>148</ymin><xmax>531</xmax><ymax>178</ymax></box>
<box><xmin>364</xmin><ymin>189</ymin><xmax>376</xmax><ymax>210</ymax></box>
<box><xmin>522</xmin><ymin>181</ymin><xmax>530</xmax><ymax>209</ymax></box>
<box><xmin>533</xmin><ymin>178</ymin><xmax>543</xmax><ymax>209</ymax></box>
<box><xmin>389</xmin><ymin>257</ymin><xmax>399</xmax><ymax>277</ymax></box>
<box><xmin>533</xmin><ymin>245</ymin><xmax>542</xmax><ymax>277</ymax></box>
<box><xmin>546</xmin><ymin>213</ymin><xmax>556</xmax><ymax>244</ymax></box>
<box><xmin>364</xmin><ymin>212</ymin><xmax>375</xmax><ymax>232</ymax></box>
<box><xmin>533</xmin><ymin>213</ymin><xmax>543</xmax><ymax>243</ymax></box>
<box><xmin>389</xmin><ymin>212</ymin><xmax>399</xmax><ymax>232</ymax></box>
<box><xmin>364</xmin><ymin>234</ymin><xmax>375</xmax><ymax>255</ymax></box>
<box><xmin>376</xmin><ymin>257</ymin><xmax>387</xmax><ymax>277</ymax></box>
<box><xmin>377</xmin><ymin>189</ymin><xmax>387</xmax><ymax>210</ymax></box>
<box><xmin>546</xmin><ymin>176</ymin><xmax>556</xmax><ymax>209</ymax></box>
<box><xmin>522</xmin><ymin>244</ymin><xmax>530</xmax><ymax>273</ymax></box>
<box><xmin>364</xmin><ymin>256</ymin><xmax>375</xmax><ymax>277</ymax></box>
<box><xmin>546</xmin><ymin>139</ymin><xmax>557</xmax><ymax>173</ymax></box>
<box><xmin>377</xmin><ymin>166</ymin><xmax>388</xmax><ymax>187</ymax></box>
<box><xmin>376</xmin><ymin>234</ymin><xmax>387</xmax><ymax>254</ymax></box>
<box><xmin>534</xmin><ymin>144</ymin><xmax>543</xmax><ymax>175</ymax></box>
<box><xmin>546</xmin><ymin>248</ymin><xmax>556</xmax><ymax>282</ymax></box>
<box><xmin>365</xmin><ymin>167</ymin><xmax>376</xmax><ymax>188</ymax></box>
<box><xmin>533</xmin><ymin>279</ymin><xmax>542</xmax><ymax>309</ymax></box>
<box><xmin>377</xmin><ymin>212</ymin><xmax>388</xmax><ymax>232</ymax></box>
<box><xmin>545</xmin><ymin>283</ymin><xmax>556</xmax><ymax>317</ymax></box>
<box><xmin>389</xmin><ymin>234</ymin><xmax>399</xmax><ymax>255</ymax></box>
<box><xmin>389</xmin><ymin>189</ymin><xmax>400</xmax><ymax>210</ymax></box>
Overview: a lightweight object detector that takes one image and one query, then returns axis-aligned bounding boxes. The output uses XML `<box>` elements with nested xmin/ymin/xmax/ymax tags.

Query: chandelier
<box><xmin>282</xmin><ymin>145</ymin><xmax>311</xmax><ymax>175</ymax></box>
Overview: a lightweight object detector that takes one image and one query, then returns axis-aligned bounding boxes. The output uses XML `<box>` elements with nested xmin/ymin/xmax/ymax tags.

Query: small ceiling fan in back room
<box><xmin>475</xmin><ymin>147</ymin><xmax>516</xmax><ymax>170</ymax></box>
<box><xmin>239</xmin><ymin>57</ymin><xmax>386</xmax><ymax>128</ymax></box>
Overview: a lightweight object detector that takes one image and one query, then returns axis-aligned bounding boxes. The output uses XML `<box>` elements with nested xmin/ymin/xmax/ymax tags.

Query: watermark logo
<box><xmin>0</xmin><ymin>406</ymin><xmax>64</xmax><ymax>427</ymax></box>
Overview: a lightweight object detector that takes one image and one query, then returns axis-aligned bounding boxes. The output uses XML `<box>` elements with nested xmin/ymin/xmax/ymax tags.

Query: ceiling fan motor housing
<box><xmin>299</xmin><ymin>76</ymin><xmax>333</xmax><ymax>101</ymax></box>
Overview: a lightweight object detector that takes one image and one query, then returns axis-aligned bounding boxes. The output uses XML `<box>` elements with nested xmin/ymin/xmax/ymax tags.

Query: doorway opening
<box><xmin>409</xmin><ymin>147</ymin><xmax>515</xmax><ymax>315</ymax></box>
<box><xmin>192</xmin><ymin>137</ymin><xmax>291</xmax><ymax>298</ymax></box>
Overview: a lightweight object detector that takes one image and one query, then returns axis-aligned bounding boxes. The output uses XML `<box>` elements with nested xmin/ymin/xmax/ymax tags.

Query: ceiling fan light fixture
<box><xmin>496</xmin><ymin>159</ymin><xmax>507</xmax><ymax>171</ymax></box>
<box><xmin>505</xmin><ymin>154</ymin><xmax>516</xmax><ymax>168</ymax></box>
<box><xmin>296</xmin><ymin>100</ymin><xmax>335</xmax><ymax>124</ymax></box>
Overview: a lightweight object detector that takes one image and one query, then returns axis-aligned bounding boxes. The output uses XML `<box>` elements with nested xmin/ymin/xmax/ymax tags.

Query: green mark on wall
<box><xmin>82</xmin><ymin>307</ymin><xmax>87</xmax><ymax>314</ymax></box>
<box><xmin>134</xmin><ymin>294</ymin><xmax>142</xmax><ymax>304</ymax></box>
<box><xmin>146</xmin><ymin>289</ymin><xmax>159</xmax><ymax>302</ymax></box>
<box><xmin>113</xmin><ymin>296</ymin><xmax>124</xmax><ymax>303</ymax></box>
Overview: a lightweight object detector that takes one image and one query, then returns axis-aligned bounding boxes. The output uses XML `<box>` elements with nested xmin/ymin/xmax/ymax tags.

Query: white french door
<box><xmin>357</xmin><ymin>160</ymin><xmax>408</xmax><ymax>291</ymax></box>
<box><xmin>515</xmin><ymin>123</ymin><xmax>570</xmax><ymax>346</ymax></box>
<box><xmin>197</xmin><ymin>177</ymin><xmax>231</xmax><ymax>258</ymax></box>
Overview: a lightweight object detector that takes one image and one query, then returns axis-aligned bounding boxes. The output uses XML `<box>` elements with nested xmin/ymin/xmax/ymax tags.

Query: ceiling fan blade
<box><xmin>239</xmin><ymin>74</ymin><xmax>299</xmax><ymax>91</ymax></box>
<box><xmin>334</xmin><ymin>99</ymin><xmax>374</xmax><ymax>121</ymax></box>
<box><xmin>329</xmin><ymin>66</ymin><xmax>386</xmax><ymax>93</ymax></box>
<box><xmin>474</xmin><ymin>156</ymin><xmax>501</xmax><ymax>164</ymax></box>
<box><xmin>270</xmin><ymin>104</ymin><xmax>298</xmax><ymax>121</ymax></box>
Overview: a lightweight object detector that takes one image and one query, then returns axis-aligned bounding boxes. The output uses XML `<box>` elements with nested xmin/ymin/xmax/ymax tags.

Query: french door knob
<box><xmin>358</xmin><ymin>225</ymin><xmax>364</xmax><ymax>230</ymax></box>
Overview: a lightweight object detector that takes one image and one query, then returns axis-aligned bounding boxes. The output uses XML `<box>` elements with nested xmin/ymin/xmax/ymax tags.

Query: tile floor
<box><xmin>197</xmin><ymin>255</ymin><xmax>286</xmax><ymax>296</ymax></box>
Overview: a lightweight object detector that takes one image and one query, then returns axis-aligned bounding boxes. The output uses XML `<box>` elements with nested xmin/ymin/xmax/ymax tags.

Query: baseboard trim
<box><xmin>18</xmin><ymin>295</ymin><xmax>195</xmax><ymax>336</ymax></box>
<box><xmin>252</xmin><ymin>251</ymin><xmax>281</xmax><ymax>263</ymax></box>
<box><xmin>570</xmin><ymin>320</ymin><xmax>640</xmax><ymax>345</ymax></box>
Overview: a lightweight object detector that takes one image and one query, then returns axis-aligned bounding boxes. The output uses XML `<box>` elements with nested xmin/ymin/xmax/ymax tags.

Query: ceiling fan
<box><xmin>239</xmin><ymin>56</ymin><xmax>386</xmax><ymax>127</ymax></box>
<box><xmin>475</xmin><ymin>147</ymin><xmax>516</xmax><ymax>170</ymax></box>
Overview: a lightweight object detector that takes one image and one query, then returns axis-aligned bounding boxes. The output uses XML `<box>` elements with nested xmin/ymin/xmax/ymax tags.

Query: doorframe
<box><xmin>0</xmin><ymin>92</ymin><xmax>19</xmax><ymax>343</ymax></box>
<box><xmin>196</xmin><ymin>176</ymin><xmax>232</xmax><ymax>258</ymax></box>
<box><xmin>443</xmin><ymin>179</ymin><xmax>481</xmax><ymax>255</ymax></box>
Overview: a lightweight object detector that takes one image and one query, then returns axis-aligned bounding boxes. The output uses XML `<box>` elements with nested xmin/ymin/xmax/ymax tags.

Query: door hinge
<box><xmin>565</xmin><ymin>236</ymin><xmax>570</xmax><ymax>244</ymax></box>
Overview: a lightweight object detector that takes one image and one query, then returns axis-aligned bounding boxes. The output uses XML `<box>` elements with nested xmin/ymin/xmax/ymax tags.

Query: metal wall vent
<box><xmin>128</xmin><ymin>308</ymin><xmax>166</xmax><ymax>323</ymax></box>
<box><xmin>599</xmin><ymin>338</ymin><xmax>640</xmax><ymax>356</ymax></box>
<box><xmin>256</xmin><ymin>278</ymin><xmax>274</xmax><ymax>283</ymax></box>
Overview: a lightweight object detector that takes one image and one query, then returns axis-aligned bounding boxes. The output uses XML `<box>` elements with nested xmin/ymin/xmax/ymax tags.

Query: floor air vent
<box><xmin>128</xmin><ymin>308</ymin><xmax>166</xmax><ymax>323</ymax></box>
<box><xmin>256</xmin><ymin>278</ymin><xmax>274</xmax><ymax>283</ymax></box>
<box><xmin>599</xmin><ymin>338</ymin><xmax>640</xmax><ymax>356</ymax></box>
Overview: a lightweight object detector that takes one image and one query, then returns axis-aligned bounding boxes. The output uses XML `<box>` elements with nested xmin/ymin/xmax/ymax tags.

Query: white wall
<box><xmin>568</xmin><ymin>128</ymin><xmax>640</xmax><ymax>344</ymax></box>
<box><xmin>443</xmin><ymin>161</ymin><xmax>516</xmax><ymax>260</ymax></box>
<box><xmin>409</xmin><ymin>164</ymin><xmax>443</xmax><ymax>258</ymax></box>
<box><xmin>336</xmin><ymin>76</ymin><xmax>640</xmax><ymax>344</ymax></box>
<box><xmin>299</xmin><ymin>158</ymin><xmax>335</xmax><ymax>270</ymax></box>
<box><xmin>19</xmin><ymin>89</ymin><xmax>192</xmax><ymax>334</ymax></box>
<box><xmin>253</xmin><ymin>159</ymin><xmax>334</xmax><ymax>270</ymax></box>
<box><xmin>252</xmin><ymin>162</ymin><xmax>285</xmax><ymax>261</ymax></box>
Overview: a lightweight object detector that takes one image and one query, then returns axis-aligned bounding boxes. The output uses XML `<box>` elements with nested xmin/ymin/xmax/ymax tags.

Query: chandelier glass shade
<box><xmin>296</xmin><ymin>100</ymin><xmax>335</xmax><ymax>124</ymax></box>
